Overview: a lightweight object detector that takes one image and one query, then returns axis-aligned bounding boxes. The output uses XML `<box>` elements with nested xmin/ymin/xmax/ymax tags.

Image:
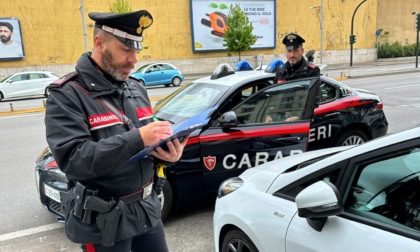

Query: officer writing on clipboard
<box><xmin>45</xmin><ymin>10</ymin><xmax>187</xmax><ymax>252</ymax></box>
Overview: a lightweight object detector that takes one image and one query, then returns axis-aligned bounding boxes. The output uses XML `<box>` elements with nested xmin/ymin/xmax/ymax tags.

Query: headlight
<box><xmin>217</xmin><ymin>177</ymin><xmax>243</xmax><ymax>198</ymax></box>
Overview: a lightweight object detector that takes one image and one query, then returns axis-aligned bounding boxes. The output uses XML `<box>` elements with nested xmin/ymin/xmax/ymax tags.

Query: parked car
<box><xmin>130</xmin><ymin>63</ymin><xmax>184</xmax><ymax>87</ymax></box>
<box><xmin>35</xmin><ymin>61</ymin><xmax>388</xmax><ymax>221</ymax></box>
<box><xmin>0</xmin><ymin>71</ymin><xmax>59</xmax><ymax>101</ymax></box>
<box><xmin>213</xmin><ymin>125</ymin><xmax>420</xmax><ymax>252</ymax></box>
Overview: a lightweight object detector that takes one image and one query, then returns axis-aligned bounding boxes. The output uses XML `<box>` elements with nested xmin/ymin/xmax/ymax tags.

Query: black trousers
<box><xmin>82</xmin><ymin>220</ymin><xmax>168</xmax><ymax>252</ymax></box>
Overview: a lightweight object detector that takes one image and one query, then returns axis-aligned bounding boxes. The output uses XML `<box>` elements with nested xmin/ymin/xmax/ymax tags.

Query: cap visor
<box><xmin>115</xmin><ymin>36</ymin><xmax>142</xmax><ymax>50</ymax></box>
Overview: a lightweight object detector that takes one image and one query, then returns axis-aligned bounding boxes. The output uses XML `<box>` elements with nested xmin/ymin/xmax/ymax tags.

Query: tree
<box><xmin>109</xmin><ymin>0</ymin><xmax>132</xmax><ymax>13</ymax></box>
<box><xmin>223</xmin><ymin>4</ymin><xmax>257</xmax><ymax>60</ymax></box>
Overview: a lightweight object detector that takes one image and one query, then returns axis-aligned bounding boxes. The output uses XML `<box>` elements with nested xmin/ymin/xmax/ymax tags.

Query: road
<box><xmin>0</xmin><ymin>73</ymin><xmax>419</xmax><ymax>251</ymax></box>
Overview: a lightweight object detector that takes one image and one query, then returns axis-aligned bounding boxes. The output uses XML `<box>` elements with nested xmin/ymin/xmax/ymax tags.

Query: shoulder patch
<box><xmin>51</xmin><ymin>72</ymin><xmax>78</xmax><ymax>87</ymax></box>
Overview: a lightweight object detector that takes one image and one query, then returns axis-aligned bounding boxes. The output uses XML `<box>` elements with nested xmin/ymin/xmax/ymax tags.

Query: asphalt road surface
<box><xmin>0</xmin><ymin>73</ymin><xmax>419</xmax><ymax>251</ymax></box>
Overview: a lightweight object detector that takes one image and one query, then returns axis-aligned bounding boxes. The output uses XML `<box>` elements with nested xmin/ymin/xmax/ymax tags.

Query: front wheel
<box><xmin>335</xmin><ymin>129</ymin><xmax>368</xmax><ymax>146</ymax></box>
<box><xmin>159</xmin><ymin>180</ymin><xmax>173</xmax><ymax>221</ymax></box>
<box><xmin>222</xmin><ymin>229</ymin><xmax>258</xmax><ymax>252</ymax></box>
<box><xmin>44</xmin><ymin>87</ymin><xmax>49</xmax><ymax>97</ymax></box>
<box><xmin>171</xmin><ymin>77</ymin><xmax>182</xmax><ymax>87</ymax></box>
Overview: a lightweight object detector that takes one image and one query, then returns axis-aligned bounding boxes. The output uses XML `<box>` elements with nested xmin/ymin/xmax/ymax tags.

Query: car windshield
<box><xmin>155</xmin><ymin>82</ymin><xmax>229</xmax><ymax>124</ymax></box>
<box><xmin>0</xmin><ymin>75</ymin><xmax>12</xmax><ymax>82</ymax></box>
<box><xmin>135</xmin><ymin>64</ymin><xmax>151</xmax><ymax>73</ymax></box>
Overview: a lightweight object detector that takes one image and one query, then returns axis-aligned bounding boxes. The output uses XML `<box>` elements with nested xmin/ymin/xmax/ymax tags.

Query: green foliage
<box><xmin>378</xmin><ymin>41</ymin><xmax>418</xmax><ymax>58</ymax></box>
<box><xmin>109</xmin><ymin>0</ymin><xmax>132</xmax><ymax>13</ymax></box>
<box><xmin>223</xmin><ymin>4</ymin><xmax>257</xmax><ymax>60</ymax></box>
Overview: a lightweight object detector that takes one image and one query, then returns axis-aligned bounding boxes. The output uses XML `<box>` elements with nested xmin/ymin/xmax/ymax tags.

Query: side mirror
<box><xmin>218</xmin><ymin>111</ymin><xmax>237</xmax><ymax>128</ymax></box>
<box><xmin>295</xmin><ymin>180</ymin><xmax>343</xmax><ymax>232</ymax></box>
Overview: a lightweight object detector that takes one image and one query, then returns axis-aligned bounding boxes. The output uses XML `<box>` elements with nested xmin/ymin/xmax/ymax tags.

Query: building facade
<box><xmin>0</xmin><ymin>0</ymin><xmax>418</xmax><ymax>77</ymax></box>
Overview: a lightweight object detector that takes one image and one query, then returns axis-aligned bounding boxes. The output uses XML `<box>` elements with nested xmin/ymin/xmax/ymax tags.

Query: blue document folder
<box><xmin>124</xmin><ymin>106</ymin><xmax>218</xmax><ymax>164</ymax></box>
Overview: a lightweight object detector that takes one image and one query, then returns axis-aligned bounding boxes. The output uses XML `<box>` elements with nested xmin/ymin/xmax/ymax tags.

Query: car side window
<box><xmin>320</xmin><ymin>82</ymin><xmax>337</xmax><ymax>103</ymax></box>
<box><xmin>11</xmin><ymin>75</ymin><xmax>24</xmax><ymax>82</ymax></box>
<box><xmin>344</xmin><ymin>147</ymin><xmax>420</xmax><ymax>233</ymax></box>
<box><xmin>234</xmin><ymin>81</ymin><xmax>309</xmax><ymax>125</ymax></box>
<box><xmin>163</xmin><ymin>64</ymin><xmax>174</xmax><ymax>70</ymax></box>
<box><xmin>219</xmin><ymin>82</ymin><xmax>270</xmax><ymax>114</ymax></box>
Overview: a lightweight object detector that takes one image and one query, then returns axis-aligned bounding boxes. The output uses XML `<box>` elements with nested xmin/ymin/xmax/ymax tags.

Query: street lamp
<box><xmin>309</xmin><ymin>0</ymin><xmax>324</xmax><ymax>64</ymax></box>
<box><xmin>412</xmin><ymin>12</ymin><xmax>419</xmax><ymax>68</ymax></box>
<box><xmin>79</xmin><ymin>0</ymin><xmax>89</xmax><ymax>52</ymax></box>
<box><xmin>350</xmin><ymin>0</ymin><xmax>367</xmax><ymax>67</ymax></box>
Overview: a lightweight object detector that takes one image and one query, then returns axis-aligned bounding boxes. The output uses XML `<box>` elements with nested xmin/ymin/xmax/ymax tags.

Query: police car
<box><xmin>214</xmin><ymin>125</ymin><xmax>420</xmax><ymax>252</ymax></box>
<box><xmin>35</xmin><ymin>60</ymin><xmax>388</xmax><ymax>221</ymax></box>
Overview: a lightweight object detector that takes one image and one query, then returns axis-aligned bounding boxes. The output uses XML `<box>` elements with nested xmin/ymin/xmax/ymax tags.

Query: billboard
<box><xmin>0</xmin><ymin>18</ymin><xmax>25</xmax><ymax>60</ymax></box>
<box><xmin>190</xmin><ymin>0</ymin><xmax>276</xmax><ymax>52</ymax></box>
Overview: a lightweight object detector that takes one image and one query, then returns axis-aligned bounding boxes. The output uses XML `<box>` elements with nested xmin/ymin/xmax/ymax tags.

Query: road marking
<box><xmin>385</xmin><ymin>83</ymin><xmax>420</xmax><ymax>90</ymax></box>
<box><xmin>0</xmin><ymin>223</ymin><xmax>63</xmax><ymax>242</ymax></box>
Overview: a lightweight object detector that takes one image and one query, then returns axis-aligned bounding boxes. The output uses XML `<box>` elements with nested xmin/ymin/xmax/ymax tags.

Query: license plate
<box><xmin>44</xmin><ymin>184</ymin><xmax>61</xmax><ymax>203</ymax></box>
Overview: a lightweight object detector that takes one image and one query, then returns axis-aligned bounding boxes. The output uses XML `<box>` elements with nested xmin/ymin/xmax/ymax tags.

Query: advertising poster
<box><xmin>0</xmin><ymin>18</ymin><xmax>25</xmax><ymax>60</ymax></box>
<box><xmin>190</xmin><ymin>0</ymin><xmax>276</xmax><ymax>52</ymax></box>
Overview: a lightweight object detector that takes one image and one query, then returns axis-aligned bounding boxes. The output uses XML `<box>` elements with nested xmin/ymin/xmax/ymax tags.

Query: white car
<box><xmin>214</xmin><ymin>125</ymin><xmax>420</xmax><ymax>252</ymax></box>
<box><xmin>0</xmin><ymin>71</ymin><xmax>59</xmax><ymax>101</ymax></box>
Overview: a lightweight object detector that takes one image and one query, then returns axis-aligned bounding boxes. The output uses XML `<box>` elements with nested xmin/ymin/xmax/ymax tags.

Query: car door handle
<box><xmin>324</xmin><ymin>112</ymin><xmax>340</xmax><ymax>118</ymax></box>
<box><xmin>274</xmin><ymin>136</ymin><xmax>302</xmax><ymax>143</ymax></box>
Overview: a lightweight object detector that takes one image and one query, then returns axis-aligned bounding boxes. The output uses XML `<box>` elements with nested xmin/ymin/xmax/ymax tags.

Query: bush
<box><xmin>378</xmin><ymin>41</ymin><xmax>418</xmax><ymax>58</ymax></box>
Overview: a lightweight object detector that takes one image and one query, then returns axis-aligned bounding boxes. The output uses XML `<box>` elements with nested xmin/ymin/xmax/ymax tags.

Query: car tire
<box><xmin>171</xmin><ymin>77</ymin><xmax>182</xmax><ymax>87</ymax></box>
<box><xmin>0</xmin><ymin>92</ymin><xmax>3</xmax><ymax>102</ymax></box>
<box><xmin>335</xmin><ymin>129</ymin><xmax>368</xmax><ymax>146</ymax></box>
<box><xmin>44</xmin><ymin>87</ymin><xmax>49</xmax><ymax>97</ymax></box>
<box><xmin>159</xmin><ymin>180</ymin><xmax>173</xmax><ymax>221</ymax></box>
<box><xmin>222</xmin><ymin>229</ymin><xmax>258</xmax><ymax>252</ymax></box>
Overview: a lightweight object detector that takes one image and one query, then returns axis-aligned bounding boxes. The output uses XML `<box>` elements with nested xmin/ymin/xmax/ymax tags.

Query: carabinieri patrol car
<box><xmin>35</xmin><ymin>61</ymin><xmax>388</xmax><ymax>221</ymax></box>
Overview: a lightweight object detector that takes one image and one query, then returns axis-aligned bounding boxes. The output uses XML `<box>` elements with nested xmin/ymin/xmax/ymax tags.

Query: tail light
<box><xmin>45</xmin><ymin>160</ymin><xmax>58</xmax><ymax>169</ymax></box>
<box><xmin>374</xmin><ymin>102</ymin><xmax>383</xmax><ymax>110</ymax></box>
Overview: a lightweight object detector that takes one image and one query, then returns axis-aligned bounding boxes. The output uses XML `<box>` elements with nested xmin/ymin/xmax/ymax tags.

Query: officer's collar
<box><xmin>76</xmin><ymin>53</ymin><xmax>124</xmax><ymax>97</ymax></box>
<box><xmin>288</xmin><ymin>57</ymin><xmax>304</xmax><ymax>71</ymax></box>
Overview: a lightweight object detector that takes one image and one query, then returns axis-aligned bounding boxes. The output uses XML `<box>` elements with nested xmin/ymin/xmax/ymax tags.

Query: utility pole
<box><xmin>309</xmin><ymin>1</ymin><xmax>324</xmax><ymax>64</ymax></box>
<box><xmin>350</xmin><ymin>0</ymin><xmax>367</xmax><ymax>67</ymax></box>
<box><xmin>415</xmin><ymin>13</ymin><xmax>420</xmax><ymax>68</ymax></box>
<box><xmin>79</xmin><ymin>0</ymin><xmax>89</xmax><ymax>52</ymax></box>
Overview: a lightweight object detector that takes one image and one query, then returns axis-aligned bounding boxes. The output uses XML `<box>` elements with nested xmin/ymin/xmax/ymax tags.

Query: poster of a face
<box><xmin>0</xmin><ymin>18</ymin><xmax>25</xmax><ymax>60</ymax></box>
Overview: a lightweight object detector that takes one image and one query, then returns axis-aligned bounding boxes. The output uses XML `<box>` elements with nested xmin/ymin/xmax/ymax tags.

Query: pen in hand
<box><xmin>152</xmin><ymin>115</ymin><xmax>175</xmax><ymax>124</ymax></box>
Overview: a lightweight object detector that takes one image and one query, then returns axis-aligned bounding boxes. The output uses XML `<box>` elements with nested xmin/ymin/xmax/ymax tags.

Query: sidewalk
<box><xmin>1</xmin><ymin>57</ymin><xmax>419</xmax><ymax>116</ymax></box>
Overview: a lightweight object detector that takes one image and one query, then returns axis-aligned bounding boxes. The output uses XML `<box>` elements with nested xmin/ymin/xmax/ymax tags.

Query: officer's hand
<box><xmin>139</xmin><ymin>121</ymin><xmax>172</xmax><ymax>146</ymax></box>
<box><xmin>150</xmin><ymin>135</ymin><xmax>189</xmax><ymax>163</ymax></box>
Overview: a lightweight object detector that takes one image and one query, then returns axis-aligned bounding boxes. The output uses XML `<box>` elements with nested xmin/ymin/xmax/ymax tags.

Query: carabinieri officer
<box><xmin>275</xmin><ymin>33</ymin><xmax>320</xmax><ymax>83</ymax></box>
<box><xmin>45</xmin><ymin>10</ymin><xmax>187</xmax><ymax>252</ymax></box>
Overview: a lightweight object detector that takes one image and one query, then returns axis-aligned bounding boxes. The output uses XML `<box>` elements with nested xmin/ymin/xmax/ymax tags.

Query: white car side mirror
<box><xmin>295</xmin><ymin>180</ymin><xmax>343</xmax><ymax>231</ymax></box>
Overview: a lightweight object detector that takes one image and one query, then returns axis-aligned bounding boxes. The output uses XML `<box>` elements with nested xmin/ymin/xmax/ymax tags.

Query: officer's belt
<box><xmin>83</xmin><ymin>180</ymin><xmax>154</xmax><ymax>213</ymax></box>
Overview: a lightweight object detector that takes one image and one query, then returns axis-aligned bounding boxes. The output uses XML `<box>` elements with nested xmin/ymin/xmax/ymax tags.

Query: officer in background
<box><xmin>45</xmin><ymin>10</ymin><xmax>186</xmax><ymax>252</ymax></box>
<box><xmin>275</xmin><ymin>33</ymin><xmax>320</xmax><ymax>83</ymax></box>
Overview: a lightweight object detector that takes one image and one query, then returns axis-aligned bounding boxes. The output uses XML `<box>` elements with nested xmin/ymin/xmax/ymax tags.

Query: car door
<box><xmin>285</xmin><ymin>138</ymin><xmax>420</xmax><ymax>251</ymax></box>
<box><xmin>308</xmin><ymin>79</ymin><xmax>343</xmax><ymax>150</ymax></box>
<box><xmin>3</xmin><ymin>73</ymin><xmax>31</xmax><ymax>98</ymax></box>
<box><xmin>199</xmin><ymin>78</ymin><xmax>321</xmax><ymax>192</ymax></box>
<box><xmin>143</xmin><ymin>64</ymin><xmax>164</xmax><ymax>85</ymax></box>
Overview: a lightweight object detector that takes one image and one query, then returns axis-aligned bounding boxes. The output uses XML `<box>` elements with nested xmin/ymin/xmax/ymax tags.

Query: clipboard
<box><xmin>124</xmin><ymin>106</ymin><xmax>218</xmax><ymax>164</ymax></box>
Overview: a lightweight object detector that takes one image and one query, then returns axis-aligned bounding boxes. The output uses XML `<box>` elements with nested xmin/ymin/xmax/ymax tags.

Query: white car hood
<box><xmin>238</xmin><ymin>146</ymin><xmax>351</xmax><ymax>193</ymax></box>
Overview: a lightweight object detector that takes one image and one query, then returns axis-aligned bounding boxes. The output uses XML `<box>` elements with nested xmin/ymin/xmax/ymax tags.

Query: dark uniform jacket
<box><xmin>275</xmin><ymin>57</ymin><xmax>320</xmax><ymax>83</ymax></box>
<box><xmin>45</xmin><ymin>52</ymin><xmax>160</xmax><ymax>245</ymax></box>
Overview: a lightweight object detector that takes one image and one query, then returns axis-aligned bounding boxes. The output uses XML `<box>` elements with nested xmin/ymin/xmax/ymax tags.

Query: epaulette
<box><xmin>50</xmin><ymin>72</ymin><xmax>78</xmax><ymax>87</ymax></box>
<box><xmin>309</xmin><ymin>64</ymin><xmax>316</xmax><ymax>69</ymax></box>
